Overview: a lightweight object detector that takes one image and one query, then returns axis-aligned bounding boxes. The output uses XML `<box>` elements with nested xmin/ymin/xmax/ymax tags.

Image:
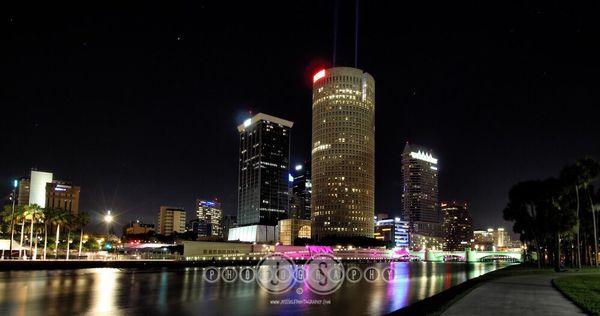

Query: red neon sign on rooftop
<box><xmin>313</xmin><ymin>69</ymin><xmax>326</xmax><ymax>83</ymax></box>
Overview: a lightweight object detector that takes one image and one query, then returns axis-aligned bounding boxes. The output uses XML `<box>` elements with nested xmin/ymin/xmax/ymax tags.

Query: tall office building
<box><xmin>17</xmin><ymin>177</ymin><xmax>30</xmax><ymax>206</ymax></box>
<box><xmin>46</xmin><ymin>181</ymin><xmax>80</xmax><ymax>215</ymax></box>
<box><xmin>289</xmin><ymin>163</ymin><xmax>312</xmax><ymax>220</ymax></box>
<box><xmin>441</xmin><ymin>201</ymin><xmax>473</xmax><ymax>250</ymax></box>
<box><xmin>195</xmin><ymin>199</ymin><xmax>223</xmax><ymax>237</ymax></box>
<box><xmin>237</xmin><ymin>113</ymin><xmax>293</xmax><ymax>226</ymax></box>
<box><xmin>156</xmin><ymin>206</ymin><xmax>186</xmax><ymax>236</ymax></box>
<box><xmin>17</xmin><ymin>170</ymin><xmax>54</xmax><ymax>207</ymax></box>
<box><xmin>401</xmin><ymin>143</ymin><xmax>441</xmax><ymax>238</ymax></box>
<box><xmin>311</xmin><ymin>67</ymin><xmax>375</xmax><ymax>240</ymax></box>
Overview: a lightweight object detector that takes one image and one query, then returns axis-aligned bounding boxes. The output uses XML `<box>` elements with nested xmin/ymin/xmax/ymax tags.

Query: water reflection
<box><xmin>90</xmin><ymin>268</ymin><xmax>117</xmax><ymax>314</ymax></box>
<box><xmin>0</xmin><ymin>262</ymin><xmax>509</xmax><ymax>316</ymax></box>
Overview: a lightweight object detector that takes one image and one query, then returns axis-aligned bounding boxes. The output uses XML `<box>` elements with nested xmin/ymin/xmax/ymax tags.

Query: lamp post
<box><xmin>104</xmin><ymin>210</ymin><xmax>113</xmax><ymax>253</ymax></box>
<box><xmin>9</xmin><ymin>180</ymin><xmax>17</xmax><ymax>259</ymax></box>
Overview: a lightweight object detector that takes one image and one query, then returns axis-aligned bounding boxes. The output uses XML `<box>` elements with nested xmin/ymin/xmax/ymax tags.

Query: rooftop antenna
<box><xmin>354</xmin><ymin>0</ymin><xmax>360</xmax><ymax>67</ymax></box>
<box><xmin>332</xmin><ymin>0</ymin><xmax>339</xmax><ymax>66</ymax></box>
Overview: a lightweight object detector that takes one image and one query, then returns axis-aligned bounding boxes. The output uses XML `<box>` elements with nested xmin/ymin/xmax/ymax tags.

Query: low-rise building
<box><xmin>46</xmin><ymin>181</ymin><xmax>81</xmax><ymax>216</ymax></box>
<box><xmin>157</xmin><ymin>206</ymin><xmax>186</xmax><ymax>236</ymax></box>
<box><xmin>472</xmin><ymin>227</ymin><xmax>510</xmax><ymax>250</ymax></box>
<box><xmin>227</xmin><ymin>225</ymin><xmax>278</xmax><ymax>243</ymax></box>
<box><xmin>410</xmin><ymin>234</ymin><xmax>444</xmax><ymax>251</ymax></box>
<box><xmin>124</xmin><ymin>220</ymin><xmax>155</xmax><ymax>235</ymax></box>
<box><xmin>278</xmin><ymin>219</ymin><xmax>311</xmax><ymax>245</ymax></box>
<box><xmin>374</xmin><ymin>217</ymin><xmax>410</xmax><ymax>248</ymax></box>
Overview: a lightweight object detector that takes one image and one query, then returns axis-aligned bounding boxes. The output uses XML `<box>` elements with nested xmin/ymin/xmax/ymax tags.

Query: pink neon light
<box><xmin>394</xmin><ymin>248</ymin><xmax>410</xmax><ymax>256</ymax></box>
<box><xmin>306</xmin><ymin>245</ymin><xmax>333</xmax><ymax>254</ymax></box>
<box><xmin>313</xmin><ymin>69</ymin><xmax>326</xmax><ymax>83</ymax></box>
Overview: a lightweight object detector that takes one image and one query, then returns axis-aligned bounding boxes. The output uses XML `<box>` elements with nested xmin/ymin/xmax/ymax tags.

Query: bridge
<box><xmin>408</xmin><ymin>249</ymin><xmax>522</xmax><ymax>262</ymax></box>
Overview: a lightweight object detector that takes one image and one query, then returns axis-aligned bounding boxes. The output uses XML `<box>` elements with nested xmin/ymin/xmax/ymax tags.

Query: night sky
<box><xmin>4</xmin><ymin>1</ymin><xmax>600</xmax><ymax>233</ymax></box>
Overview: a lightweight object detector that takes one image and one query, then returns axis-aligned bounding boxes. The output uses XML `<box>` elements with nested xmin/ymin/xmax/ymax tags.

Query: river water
<box><xmin>0</xmin><ymin>261</ymin><xmax>510</xmax><ymax>316</ymax></box>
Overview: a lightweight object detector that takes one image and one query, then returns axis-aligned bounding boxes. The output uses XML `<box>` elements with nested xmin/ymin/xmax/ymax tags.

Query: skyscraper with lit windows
<box><xmin>195</xmin><ymin>199</ymin><xmax>223</xmax><ymax>237</ymax></box>
<box><xmin>311</xmin><ymin>67</ymin><xmax>375</xmax><ymax>240</ymax></box>
<box><xmin>401</xmin><ymin>143</ymin><xmax>441</xmax><ymax>241</ymax></box>
<box><xmin>237</xmin><ymin>113</ymin><xmax>293</xmax><ymax>226</ymax></box>
<box><xmin>289</xmin><ymin>163</ymin><xmax>311</xmax><ymax>220</ymax></box>
<box><xmin>441</xmin><ymin>201</ymin><xmax>473</xmax><ymax>250</ymax></box>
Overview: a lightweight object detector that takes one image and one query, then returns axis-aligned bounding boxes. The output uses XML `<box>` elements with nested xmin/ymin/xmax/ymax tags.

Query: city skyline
<box><xmin>4</xmin><ymin>1</ymin><xmax>600</xmax><ymax>233</ymax></box>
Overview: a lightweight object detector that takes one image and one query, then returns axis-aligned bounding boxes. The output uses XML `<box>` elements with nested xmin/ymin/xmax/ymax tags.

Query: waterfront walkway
<box><xmin>442</xmin><ymin>274</ymin><xmax>585</xmax><ymax>315</ymax></box>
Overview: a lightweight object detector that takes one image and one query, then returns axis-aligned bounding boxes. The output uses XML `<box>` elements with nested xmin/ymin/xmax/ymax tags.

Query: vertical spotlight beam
<box><xmin>354</xmin><ymin>0</ymin><xmax>360</xmax><ymax>67</ymax></box>
<box><xmin>333</xmin><ymin>0</ymin><xmax>339</xmax><ymax>66</ymax></box>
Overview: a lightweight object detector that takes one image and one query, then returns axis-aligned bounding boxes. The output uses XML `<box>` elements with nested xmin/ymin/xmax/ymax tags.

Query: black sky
<box><xmin>3</xmin><ymin>1</ymin><xmax>600</xmax><ymax>233</ymax></box>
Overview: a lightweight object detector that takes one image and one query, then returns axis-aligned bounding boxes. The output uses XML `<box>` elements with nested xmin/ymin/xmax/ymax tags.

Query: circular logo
<box><xmin>221</xmin><ymin>267</ymin><xmax>238</xmax><ymax>283</ymax></box>
<box><xmin>363</xmin><ymin>267</ymin><xmax>379</xmax><ymax>283</ymax></box>
<box><xmin>294</xmin><ymin>266</ymin><xmax>307</xmax><ymax>283</ymax></box>
<box><xmin>239</xmin><ymin>267</ymin><xmax>256</xmax><ymax>283</ymax></box>
<box><xmin>305</xmin><ymin>253</ymin><xmax>344</xmax><ymax>295</ymax></box>
<box><xmin>381</xmin><ymin>267</ymin><xmax>396</xmax><ymax>283</ymax></box>
<box><xmin>256</xmin><ymin>253</ymin><xmax>296</xmax><ymax>294</ymax></box>
<box><xmin>345</xmin><ymin>266</ymin><xmax>362</xmax><ymax>283</ymax></box>
<box><xmin>203</xmin><ymin>267</ymin><xmax>220</xmax><ymax>283</ymax></box>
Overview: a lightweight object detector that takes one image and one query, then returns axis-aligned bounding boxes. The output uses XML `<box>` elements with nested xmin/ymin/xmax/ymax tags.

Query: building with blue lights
<box><xmin>374</xmin><ymin>217</ymin><xmax>410</xmax><ymax>248</ymax></box>
<box><xmin>194</xmin><ymin>199</ymin><xmax>223</xmax><ymax>237</ymax></box>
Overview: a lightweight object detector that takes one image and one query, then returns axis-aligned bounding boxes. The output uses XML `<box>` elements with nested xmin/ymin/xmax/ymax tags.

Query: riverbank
<box><xmin>390</xmin><ymin>264</ymin><xmax>600</xmax><ymax>315</ymax></box>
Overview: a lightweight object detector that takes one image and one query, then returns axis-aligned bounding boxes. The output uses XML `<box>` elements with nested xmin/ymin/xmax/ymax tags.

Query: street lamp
<box><xmin>104</xmin><ymin>211</ymin><xmax>113</xmax><ymax>224</ymax></box>
<box><xmin>104</xmin><ymin>210</ymin><xmax>113</xmax><ymax>250</ymax></box>
<box><xmin>9</xmin><ymin>179</ymin><xmax>18</xmax><ymax>259</ymax></box>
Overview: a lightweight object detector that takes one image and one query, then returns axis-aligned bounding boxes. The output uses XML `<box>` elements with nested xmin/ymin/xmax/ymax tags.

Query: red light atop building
<box><xmin>313</xmin><ymin>69</ymin><xmax>326</xmax><ymax>83</ymax></box>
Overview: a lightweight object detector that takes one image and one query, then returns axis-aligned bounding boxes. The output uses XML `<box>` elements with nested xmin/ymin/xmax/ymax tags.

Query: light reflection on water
<box><xmin>0</xmin><ymin>262</ymin><xmax>509</xmax><ymax>316</ymax></box>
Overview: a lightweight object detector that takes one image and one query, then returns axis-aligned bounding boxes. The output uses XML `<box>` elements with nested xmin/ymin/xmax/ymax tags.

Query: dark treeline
<box><xmin>503</xmin><ymin>158</ymin><xmax>600</xmax><ymax>271</ymax></box>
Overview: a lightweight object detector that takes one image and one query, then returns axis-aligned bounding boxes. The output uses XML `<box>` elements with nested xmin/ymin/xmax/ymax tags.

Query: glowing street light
<box><xmin>104</xmin><ymin>210</ymin><xmax>113</xmax><ymax>223</ymax></box>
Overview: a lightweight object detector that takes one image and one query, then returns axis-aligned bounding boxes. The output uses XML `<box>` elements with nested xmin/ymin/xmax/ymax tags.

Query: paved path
<box><xmin>442</xmin><ymin>274</ymin><xmax>585</xmax><ymax>315</ymax></box>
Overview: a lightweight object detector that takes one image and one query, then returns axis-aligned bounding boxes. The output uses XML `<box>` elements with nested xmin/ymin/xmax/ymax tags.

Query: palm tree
<box><xmin>503</xmin><ymin>180</ymin><xmax>545</xmax><ymax>268</ymax></box>
<box><xmin>24</xmin><ymin>204</ymin><xmax>44</xmax><ymax>259</ymax></box>
<box><xmin>2</xmin><ymin>205</ymin><xmax>22</xmax><ymax>258</ymax></box>
<box><xmin>575</xmin><ymin>158</ymin><xmax>600</xmax><ymax>267</ymax></box>
<box><xmin>561</xmin><ymin>164</ymin><xmax>583</xmax><ymax>268</ymax></box>
<box><xmin>42</xmin><ymin>208</ymin><xmax>57</xmax><ymax>260</ymax></box>
<box><xmin>50</xmin><ymin>208</ymin><xmax>69</xmax><ymax>259</ymax></box>
<box><xmin>76</xmin><ymin>212</ymin><xmax>90</xmax><ymax>258</ymax></box>
<box><xmin>17</xmin><ymin>207</ymin><xmax>27</xmax><ymax>258</ymax></box>
<box><xmin>32</xmin><ymin>217</ymin><xmax>44</xmax><ymax>260</ymax></box>
<box><xmin>64</xmin><ymin>213</ymin><xmax>74</xmax><ymax>260</ymax></box>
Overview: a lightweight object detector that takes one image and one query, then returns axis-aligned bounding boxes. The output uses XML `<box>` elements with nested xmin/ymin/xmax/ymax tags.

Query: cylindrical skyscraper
<box><xmin>311</xmin><ymin>67</ymin><xmax>375</xmax><ymax>240</ymax></box>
